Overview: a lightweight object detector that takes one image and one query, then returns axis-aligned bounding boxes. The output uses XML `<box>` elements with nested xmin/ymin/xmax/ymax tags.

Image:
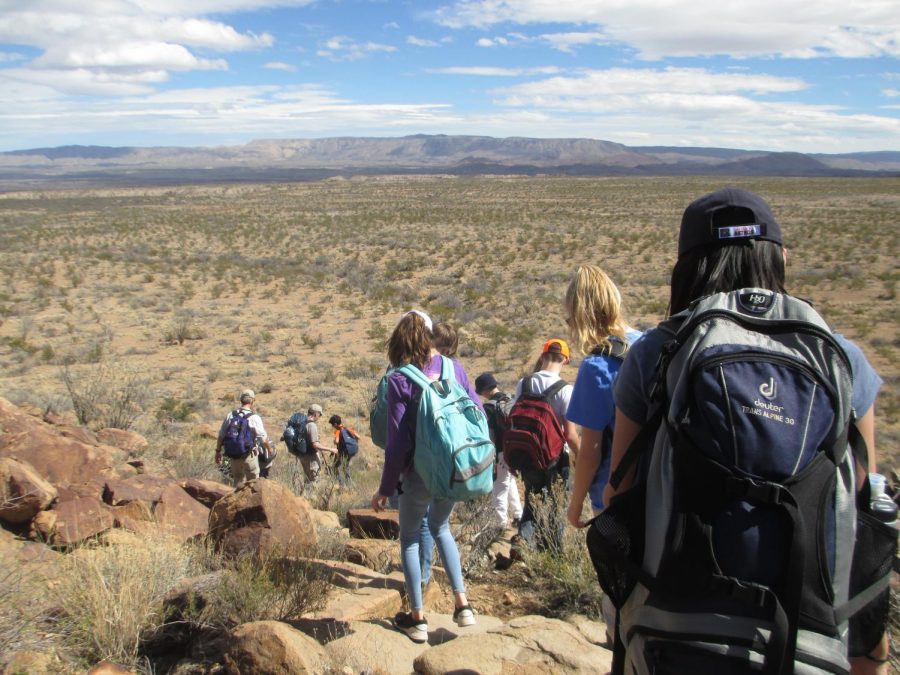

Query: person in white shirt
<box><xmin>215</xmin><ymin>389</ymin><xmax>274</xmax><ymax>487</ymax></box>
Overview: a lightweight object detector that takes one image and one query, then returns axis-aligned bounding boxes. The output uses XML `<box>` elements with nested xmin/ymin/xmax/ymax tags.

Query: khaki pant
<box><xmin>230</xmin><ymin>452</ymin><xmax>260</xmax><ymax>487</ymax></box>
<box><xmin>300</xmin><ymin>453</ymin><xmax>321</xmax><ymax>482</ymax></box>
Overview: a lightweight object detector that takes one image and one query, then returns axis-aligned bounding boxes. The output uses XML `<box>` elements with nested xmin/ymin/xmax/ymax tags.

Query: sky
<box><xmin>0</xmin><ymin>0</ymin><xmax>898</xmax><ymax>153</ymax></box>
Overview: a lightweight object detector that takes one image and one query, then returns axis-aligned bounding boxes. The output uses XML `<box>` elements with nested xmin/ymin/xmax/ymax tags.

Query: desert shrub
<box><xmin>0</xmin><ymin>563</ymin><xmax>43</xmax><ymax>662</ymax></box>
<box><xmin>519</xmin><ymin>482</ymin><xmax>605</xmax><ymax>618</ymax></box>
<box><xmin>163</xmin><ymin>311</ymin><xmax>205</xmax><ymax>345</ymax></box>
<box><xmin>55</xmin><ymin>530</ymin><xmax>201</xmax><ymax>670</ymax></box>
<box><xmin>157</xmin><ymin>396</ymin><xmax>198</xmax><ymax>423</ymax></box>
<box><xmin>62</xmin><ymin>360</ymin><xmax>152</xmax><ymax>430</ymax></box>
<box><xmin>451</xmin><ymin>494</ymin><xmax>502</xmax><ymax>577</ymax></box>
<box><xmin>197</xmin><ymin>549</ymin><xmax>331</xmax><ymax>627</ymax></box>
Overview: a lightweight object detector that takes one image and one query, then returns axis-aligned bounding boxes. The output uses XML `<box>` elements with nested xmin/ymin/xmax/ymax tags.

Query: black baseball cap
<box><xmin>679</xmin><ymin>187</ymin><xmax>783</xmax><ymax>259</ymax></box>
<box><xmin>474</xmin><ymin>372</ymin><xmax>497</xmax><ymax>394</ymax></box>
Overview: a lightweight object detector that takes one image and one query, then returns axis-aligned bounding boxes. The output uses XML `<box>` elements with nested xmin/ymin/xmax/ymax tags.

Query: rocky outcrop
<box><xmin>0</xmin><ymin>457</ymin><xmax>57</xmax><ymax>525</ymax></box>
<box><xmin>95</xmin><ymin>428</ymin><xmax>148</xmax><ymax>454</ymax></box>
<box><xmin>414</xmin><ymin>614</ymin><xmax>614</xmax><ymax>674</ymax></box>
<box><xmin>0</xmin><ymin>398</ymin><xmax>122</xmax><ymax>488</ymax></box>
<box><xmin>177</xmin><ymin>477</ymin><xmax>231</xmax><ymax>507</ymax></box>
<box><xmin>153</xmin><ymin>484</ymin><xmax>209</xmax><ymax>541</ymax></box>
<box><xmin>223</xmin><ymin>621</ymin><xmax>328</xmax><ymax>674</ymax></box>
<box><xmin>103</xmin><ymin>475</ymin><xmax>176</xmax><ymax>507</ymax></box>
<box><xmin>208</xmin><ymin>479</ymin><xmax>316</xmax><ymax>558</ymax></box>
<box><xmin>346</xmin><ymin>507</ymin><xmax>400</xmax><ymax>539</ymax></box>
<box><xmin>30</xmin><ymin>495</ymin><xmax>114</xmax><ymax>547</ymax></box>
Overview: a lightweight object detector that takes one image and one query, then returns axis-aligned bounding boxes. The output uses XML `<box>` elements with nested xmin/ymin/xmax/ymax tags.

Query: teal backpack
<box><xmin>369</xmin><ymin>367</ymin><xmax>393</xmax><ymax>450</ymax></box>
<box><xmin>398</xmin><ymin>356</ymin><xmax>495</xmax><ymax>501</ymax></box>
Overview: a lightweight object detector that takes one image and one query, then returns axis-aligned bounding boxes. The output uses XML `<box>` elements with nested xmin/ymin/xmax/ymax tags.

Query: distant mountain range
<box><xmin>1</xmin><ymin>135</ymin><xmax>899</xmax><ymax>188</ymax></box>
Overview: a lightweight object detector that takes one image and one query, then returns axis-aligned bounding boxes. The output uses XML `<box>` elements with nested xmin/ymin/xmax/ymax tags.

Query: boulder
<box><xmin>223</xmin><ymin>620</ymin><xmax>328</xmax><ymax>674</ymax></box>
<box><xmin>95</xmin><ymin>428</ymin><xmax>149</xmax><ymax>454</ymax></box>
<box><xmin>310</xmin><ymin>507</ymin><xmax>341</xmax><ymax>531</ymax></box>
<box><xmin>86</xmin><ymin>662</ymin><xmax>136</xmax><ymax>675</ymax></box>
<box><xmin>102</xmin><ymin>475</ymin><xmax>177</xmax><ymax>507</ymax></box>
<box><xmin>413</xmin><ymin>615</ymin><xmax>614</xmax><ymax>675</ymax></box>
<box><xmin>2</xmin><ymin>650</ymin><xmax>54</xmax><ymax>674</ymax></box>
<box><xmin>209</xmin><ymin>480</ymin><xmax>317</xmax><ymax>558</ymax></box>
<box><xmin>0</xmin><ymin>457</ymin><xmax>57</xmax><ymax>525</ymax></box>
<box><xmin>178</xmin><ymin>477</ymin><xmax>232</xmax><ymax>507</ymax></box>
<box><xmin>325</xmin><ymin>613</ymin><xmax>505</xmax><ymax>673</ymax></box>
<box><xmin>30</xmin><ymin>495</ymin><xmax>114</xmax><ymax>547</ymax></box>
<box><xmin>346</xmin><ymin>508</ymin><xmax>400</xmax><ymax>539</ymax></box>
<box><xmin>154</xmin><ymin>484</ymin><xmax>210</xmax><ymax>541</ymax></box>
<box><xmin>343</xmin><ymin>537</ymin><xmax>399</xmax><ymax>574</ymax></box>
<box><xmin>0</xmin><ymin>398</ymin><xmax>121</xmax><ymax>488</ymax></box>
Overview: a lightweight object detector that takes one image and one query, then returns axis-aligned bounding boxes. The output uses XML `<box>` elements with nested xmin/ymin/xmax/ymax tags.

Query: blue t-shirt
<box><xmin>567</xmin><ymin>330</ymin><xmax>643</xmax><ymax>510</ymax></box>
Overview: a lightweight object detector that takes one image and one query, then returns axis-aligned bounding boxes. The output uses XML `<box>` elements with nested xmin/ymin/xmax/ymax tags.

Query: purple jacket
<box><xmin>377</xmin><ymin>354</ymin><xmax>484</xmax><ymax>497</ymax></box>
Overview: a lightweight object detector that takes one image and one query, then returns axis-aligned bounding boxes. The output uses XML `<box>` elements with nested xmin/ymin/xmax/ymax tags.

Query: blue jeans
<box><xmin>398</xmin><ymin>467</ymin><xmax>465</xmax><ymax>611</ymax></box>
<box><xmin>389</xmin><ymin>490</ymin><xmax>433</xmax><ymax>584</ymax></box>
<box><xmin>518</xmin><ymin>454</ymin><xmax>570</xmax><ymax>552</ymax></box>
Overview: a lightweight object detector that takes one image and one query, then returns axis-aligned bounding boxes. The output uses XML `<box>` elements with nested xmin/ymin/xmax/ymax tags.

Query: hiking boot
<box><xmin>453</xmin><ymin>605</ymin><xmax>476</xmax><ymax>627</ymax></box>
<box><xmin>393</xmin><ymin>611</ymin><xmax>428</xmax><ymax>643</ymax></box>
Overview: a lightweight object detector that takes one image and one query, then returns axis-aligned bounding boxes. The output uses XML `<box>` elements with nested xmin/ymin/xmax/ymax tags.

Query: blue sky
<box><xmin>0</xmin><ymin>0</ymin><xmax>898</xmax><ymax>153</ymax></box>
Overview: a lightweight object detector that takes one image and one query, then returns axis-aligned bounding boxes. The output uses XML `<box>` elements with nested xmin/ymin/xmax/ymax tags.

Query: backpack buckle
<box><xmin>724</xmin><ymin>477</ymin><xmax>784</xmax><ymax>505</ymax></box>
<box><xmin>710</xmin><ymin>576</ymin><xmax>770</xmax><ymax>608</ymax></box>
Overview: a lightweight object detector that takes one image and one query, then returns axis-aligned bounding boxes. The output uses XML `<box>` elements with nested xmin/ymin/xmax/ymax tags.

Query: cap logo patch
<box><xmin>715</xmin><ymin>223</ymin><xmax>763</xmax><ymax>241</ymax></box>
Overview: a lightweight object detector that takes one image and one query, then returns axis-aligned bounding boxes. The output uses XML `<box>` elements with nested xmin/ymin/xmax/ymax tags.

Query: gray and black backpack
<box><xmin>587</xmin><ymin>289</ymin><xmax>896</xmax><ymax>675</ymax></box>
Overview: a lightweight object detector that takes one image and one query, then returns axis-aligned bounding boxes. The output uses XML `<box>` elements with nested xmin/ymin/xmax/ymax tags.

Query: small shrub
<box><xmin>62</xmin><ymin>360</ymin><xmax>151</xmax><ymax>430</ymax></box>
<box><xmin>519</xmin><ymin>482</ymin><xmax>605</xmax><ymax>618</ymax></box>
<box><xmin>157</xmin><ymin>396</ymin><xmax>198</xmax><ymax>423</ymax></box>
<box><xmin>198</xmin><ymin>549</ymin><xmax>331</xmax><ymax>626</ymax></box>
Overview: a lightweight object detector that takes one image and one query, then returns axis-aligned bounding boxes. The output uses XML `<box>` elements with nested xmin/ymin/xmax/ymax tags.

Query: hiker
<box><xmin>369</xmin><ymin>352</ymin><xmax>436</xmax><ymax>593</ymax></box>
<box><xmin>509</xmin><ymin>338</ymin><xmax>580</xmax><ymax>553</ymax></box>
<box><xmin>215</xmin><ymin>389</ymin><xmax>275</xmax><ymax>487</ymax></box>
<box><xmin>328</xmin><ymin>414</ymin><xmax>359</xmax><ymax>485</ymax></box>
<box><xmin>303</xmin><ymin>403</ymin><xmax>337</xmax><ymax>483</ymax></box>
<box><xmin>370</xmin><ymin>310</ymin><xmax>480</xmax><ymax>643</ymax></box>
<box><xmin>564</xmin><ymin>265</ymin><xmax>642</xmax><ymax>528</ymax></box>
<box><xmin>603</xmin><ymin>187</ymin><xmax>888</xmax><ymax>674</ymax></box>
<box><xmin>431</xmin><ymin>320</ymin><xmax>458</xmax><ymax>358</ymax></box>
<box><xmin>475</xmin><ymin>371</ymin><xmax>523</xmax><ymax>529</ymax></box>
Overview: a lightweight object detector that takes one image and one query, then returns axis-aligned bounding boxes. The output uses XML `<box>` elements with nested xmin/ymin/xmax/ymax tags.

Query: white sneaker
<box><xmin>453</xmin><ymin>605</ymin><xmax>476</xmax><ymax>627</ymax></box>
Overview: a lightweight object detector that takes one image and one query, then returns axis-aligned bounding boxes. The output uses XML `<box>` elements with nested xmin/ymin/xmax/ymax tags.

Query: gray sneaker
<box><xmin>453</xmin><ymin>605</ymin><xmax>476</xmax><ymax>627</ymax></box>
<box><xmin>393</xmin><ymin>611</ymin><xmax>428</xmax><ymax>643</ymax></box>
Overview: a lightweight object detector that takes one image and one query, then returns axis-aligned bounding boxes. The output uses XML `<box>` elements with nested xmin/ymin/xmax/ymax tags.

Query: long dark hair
<box><xmin>669</xmin><ymin>240</ymin><xmax>786</xmax><ymax>315</ymax></box>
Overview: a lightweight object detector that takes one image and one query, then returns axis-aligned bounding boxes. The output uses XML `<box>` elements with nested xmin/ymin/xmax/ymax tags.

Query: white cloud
<box><xmin>0</xmin><ymin>52</ymin><xmax>25</xmax><ymax>63</ymax></box>
<box><xmin>434</xmin><ymin>0</ymin><xmax>900</xmax><ymax>60</ymax></box>
<box><xmin>0</xmin><ymin>1</ymin><xmax>277</xmax><ymax>97</ymax></box>
<box><xmin>407</xmin><ymin>36</ymin><xmax>440</xmax><ymax>47</ymax></box>
<box><xmin>539</xmin><ymin>31</ymin><xmax>608</xmax><ymax>53</ymax></box>
<box><xmin>264</xmin><ymin>61</ymin><xmax>298</xmax><ymax>72</ymax></box>
<box><xmin>430</xmin><ymin>66</ymin><xmax>561</xmax><ymax>76</ymax></box>
<box><xmin>476</xmin><ymin>36</ymin><xmax>509</xmax><ymax>47</ymax></box>
<box><xmin>883</xmin><ymin>89</ymin><xmax>900</xmax><ymax>98</ymax></box>
<box><xmin>318</xmin><ymin>37</ymin><xmax>397</xmax><ymax>61</ymax></box>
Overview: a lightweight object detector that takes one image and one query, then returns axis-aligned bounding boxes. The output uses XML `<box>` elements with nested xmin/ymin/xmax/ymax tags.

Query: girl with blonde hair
<box><xmin>564</xmin><ymin>265</ymin><xmax>641</xmax><ymax>528</ymax></box>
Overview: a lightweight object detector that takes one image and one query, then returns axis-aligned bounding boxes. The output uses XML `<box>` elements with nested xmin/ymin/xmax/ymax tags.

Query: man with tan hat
<box><xmin>216</xmin><ymin>389</ymin><xmax>275</xmax><ymax>487</ymax></box>
<box><xmin>301</xmin><ymin>403</ymin><xmax>338</xmax><ymax>483</ymax></box>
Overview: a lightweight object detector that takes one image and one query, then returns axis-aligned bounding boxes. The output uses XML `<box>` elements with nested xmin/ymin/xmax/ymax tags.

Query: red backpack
<box><xmin>503</xmin><ymin>377</ymin><xmax>567</xmax><ymax>474</ymax></box>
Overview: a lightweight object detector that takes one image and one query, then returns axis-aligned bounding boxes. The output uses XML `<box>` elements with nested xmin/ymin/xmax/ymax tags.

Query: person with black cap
<box><xmin>606</xmin><ymin>187</ymin><xmax>886</xmax><ymax>674</ymax></box>
<box><xmin>475</xmin><ymin>372</ymin><xmax>523</xmax><ymax>530</ymax></box>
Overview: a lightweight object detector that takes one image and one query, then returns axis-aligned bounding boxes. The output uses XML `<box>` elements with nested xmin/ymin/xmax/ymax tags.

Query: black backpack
<box><xmin>483</xmin><ymin>391</ymin><xmax>513</xmax><ymax>450</ymax></box>
<box><xmin>586</xmin><ymin>290</ymin><xmax>895</xmax><ymax>675</ymax></box>
<box><xmin>282</xmin><ymin>412</ymin><xmax>310</xmax><ymax>457</ymax></box>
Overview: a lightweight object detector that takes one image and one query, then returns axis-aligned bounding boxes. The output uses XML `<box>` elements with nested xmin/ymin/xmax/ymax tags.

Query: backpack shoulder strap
<box><xmin>439</xmin><ymin>355</ymin><xmax>457</xmax><ymax>385</ymax></box>
<box><xmin>540</xmin><ymin>378</ymin><xmax>568</xmax><ymax>402</ymax></box>
<box><xmin>590</xmin><ymin>339</ymin><xmax>628</xmax><ymax>360</ymax></box>
<box><xmin>398</xmin><ymin>363</ymin><xmax>433</xmax><ymax>391</ymax></box>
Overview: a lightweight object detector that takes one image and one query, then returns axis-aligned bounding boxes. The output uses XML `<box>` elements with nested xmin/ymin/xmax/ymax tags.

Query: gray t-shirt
<box><xmin>306</xmin><ymin>420</ymin><xmax>320</xmax><ymax>448</ymax></box>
